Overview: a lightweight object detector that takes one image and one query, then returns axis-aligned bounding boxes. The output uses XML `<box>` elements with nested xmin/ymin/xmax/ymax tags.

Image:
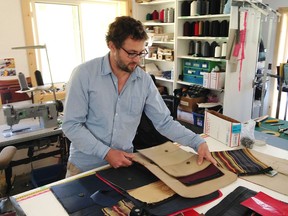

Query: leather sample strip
<box><xmin>176</xmin><ymin>163</ymin><xmax>224</xmax><ymax>186</ymax></box>
<box><xmin>211</xmin><ymin>148</ymin><xmax>273</xmax><ymax>176</ymax></box>
<box><xmin>240</xmin><ymin>150</ymin><xmax>288</xmax><ymax>195</ymax></box>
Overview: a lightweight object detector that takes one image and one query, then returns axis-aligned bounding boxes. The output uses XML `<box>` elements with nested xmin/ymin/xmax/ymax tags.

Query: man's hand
<box><xmin>197</xmin><ymin>142</ymin><xmax>217</xmax><ymax>166</ymax></box>
<box><xmin>104</xmin><ymin>149</ymin><xmax>134</xmax><ymax>168</ymax></box>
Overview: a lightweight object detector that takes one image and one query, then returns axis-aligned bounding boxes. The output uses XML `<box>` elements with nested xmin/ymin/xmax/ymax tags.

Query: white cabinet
<box><xmin>133</xmin><ymin>1</ymin><xmax>262</xmax><ymax>122</ymax></box>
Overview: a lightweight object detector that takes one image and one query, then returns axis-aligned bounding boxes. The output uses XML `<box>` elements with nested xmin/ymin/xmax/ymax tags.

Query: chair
<box><xmin>0</xmin><ymin>146</ymin><xmax>17</xmax><ymax>194</ymax></box>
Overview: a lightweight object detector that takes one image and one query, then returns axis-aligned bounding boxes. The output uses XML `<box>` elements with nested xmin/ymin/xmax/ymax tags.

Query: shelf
<box><xmin>155</xmin><ymin>76</ymin><xmax>174</xmax><ymax>83</ymax></box>
<box><xmin>142</xmin><ymin>21</ymin><xmax>174</xmax><ymax>26</ymax></box>
<box><xmin>145</xmin><ymin>57</ymin><xmax>174</xmax><ymax>63</ymax></box>
<box><xmin>150</xmin><ymin>41</ymin><xmax>174</xmax><ymax>45</ymax></box>
<box><xmin>177</xmin><ymin>36</ymin><xmax>228</xmax><ymax>41</ymax></box>
<box><xmin>176</xmin><ymin>80</ymin><xmax>224</xmax><ymax>91</ymax></box>
<box><xmin>177</xmin><ymin>56</ymin><xmax>227</xmax><ymax>62</ymax></box>
<box><xmin>178</xmin><ymin>14</ymin><xmax>230</xmax><ymax>21</ymax></box>
<box><xmin>138</xmin><ymin>0</ymin><xmax>174</xmax><ymax>5</ymax></box>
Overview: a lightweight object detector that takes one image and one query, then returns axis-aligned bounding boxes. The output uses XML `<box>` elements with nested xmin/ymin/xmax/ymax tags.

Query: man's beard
<box><xmin>116</xmin><ymin>57</ymin><xmax>138</xmax><ymax>74</ymax></box>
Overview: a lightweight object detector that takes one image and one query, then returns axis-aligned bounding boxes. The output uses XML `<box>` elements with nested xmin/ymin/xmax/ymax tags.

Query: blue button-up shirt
<box><xmin>62</xmin><ymin>53</ymin><xmax>205</xmax><ymax>172</ymax></box>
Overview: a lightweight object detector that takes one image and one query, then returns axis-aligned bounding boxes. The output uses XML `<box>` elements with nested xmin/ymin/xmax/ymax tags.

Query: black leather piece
<box><xmin>97</xmin><ymin>163</ymin><xmax>222</xmax><ymax>216</ymax></box>
<box><xmin>50</xmin><ymin>174</ymin><xmax>125</xmax><ymax>215</ymax></box>
<box><xmin>205</xmin><ymin>186</ymin><xmax>257</xmax><ymax>216</ymax></box>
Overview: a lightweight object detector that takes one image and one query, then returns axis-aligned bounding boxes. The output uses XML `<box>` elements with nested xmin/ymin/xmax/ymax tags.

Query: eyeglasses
<box><xmin>121</xmin><ymin>47</ymin><xmax>148</xmax><ymax>59</ymax></box>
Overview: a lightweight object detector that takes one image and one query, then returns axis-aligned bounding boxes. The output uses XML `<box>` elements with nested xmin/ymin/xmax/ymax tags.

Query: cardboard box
<box><xmin>203</xmin><ymin>110</ymin><xmax>241</xmax><ymax>147</ymax></box>
<box><xmin>210</xmin><ymin>72</ymin><xmax>225</xmax><ymax>89</ymax></box>
<box><xmin>178</xmin><ymin>96</ymin><xmax>206</xmax><ymax>113</ymax></box>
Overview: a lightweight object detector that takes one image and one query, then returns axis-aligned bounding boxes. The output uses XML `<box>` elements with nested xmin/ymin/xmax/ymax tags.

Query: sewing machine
<box><xmin>2</xmin><ymin>102</ymin><xmax>58</xmax><ymax>132</ymax></box>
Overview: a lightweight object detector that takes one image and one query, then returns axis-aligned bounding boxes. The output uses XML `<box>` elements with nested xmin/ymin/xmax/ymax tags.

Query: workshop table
<box><xmin>0</xmin><ymin>118</ymin><xmax>68</xmax><ymax>193</ymax></box>
<box><xmin>10</xmin><ymin>135</ymin><xmax>288</xmax><ymax>216</ymax></box>
<box><xmin>255</xmin><ymin>117</ymin><xmax>288</xmax><ymax>140</ymax></box>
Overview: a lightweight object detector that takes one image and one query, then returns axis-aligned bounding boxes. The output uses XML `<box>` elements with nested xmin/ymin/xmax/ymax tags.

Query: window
<box><xmin>271</xmin><ymin>7</ymin><xmax>288</xmax><ymax>119</ymax></box>
<box><xmin>26</xmin><ymin>0</ymin><xmax>128</xmax><ymax>84</ymax></box>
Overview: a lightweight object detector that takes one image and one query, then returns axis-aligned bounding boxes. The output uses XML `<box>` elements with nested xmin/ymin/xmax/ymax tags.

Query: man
<box><xmin>62</xmin><ymin>16</ymin><xmax>216</xmax><ymax>177</ymax></box>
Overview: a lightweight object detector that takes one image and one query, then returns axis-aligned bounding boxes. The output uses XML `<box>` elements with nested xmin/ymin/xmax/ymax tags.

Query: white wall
<box><xmin>0</xmin><ymin>0</ymin><xmax>29</xmax><ymax>80</ymax></box>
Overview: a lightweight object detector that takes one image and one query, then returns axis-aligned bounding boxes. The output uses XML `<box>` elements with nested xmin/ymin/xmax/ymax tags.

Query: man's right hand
<box><xmin>104</xmin><ymin>148</ymin><xmax>134</xmax><ymax>168</ymax></box>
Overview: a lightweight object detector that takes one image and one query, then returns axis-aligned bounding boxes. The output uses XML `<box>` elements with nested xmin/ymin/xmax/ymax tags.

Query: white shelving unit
<box><xmin>133</xmin><ymin>0</ymin><xmax>263</xmax><ymax>122</ymax></box>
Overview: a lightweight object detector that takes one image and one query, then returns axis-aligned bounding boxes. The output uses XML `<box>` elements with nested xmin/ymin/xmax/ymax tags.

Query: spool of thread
<box><xmin>159</xmin><ymin>9</ymin><xmax>165</xmax><ymax>22</ymax></box>
<box><xmin>188</xmin><ymin>41</ymin><xmax>195</xmax><ymax>55</ymax></box>
<box><xmin>18</xmin><ymin>72</ymin><xmax>30</xmax><ymax>91</ymax></box>
<box><xmin>190</xmin><ymin>1</ymin><xmax>197</xmax><ymax>16</ymax></box>
<box><xmin>164</xmin><ymin>8</ymin><xmax>169</xmax><ymax>23</ymax></box>
<box><xmin>190</xmin><ymin>22</ymin><xmax>195</xmax><ymax>36</ymax></box>
<box><xmin>214</xmin><ymin>46</ymin><xmax>221</xmax><ymax>58</ymax></box>
<box><xmin>167</xmin><ymin>8</ymin><xmax>174</xmax><ymax>23</ymax></box>
<box><xmin>202</xmin><ymin>42</ymin><xmax>210</xmax><ymax>57</ymax></box>
<box><xmin>183</xmin><ymin>21</ymin><xmax>190</xmax><ymax>36</ymax></box>
<box><xmin>181</xmin><ymin>0</ymin><xmax>190</xmax><ymax>16</ymax></box>
<box><xmin>221</xmin><ymin>42</ymin><xmax>227</xmax><ymax>58</ymax></box>
<box><xmin>195</xmin><ymin>41</ymin><xmax>202</xmax><ymax>57</ymax></box>
<box><xmin>152</xmin><ymin>10</ymin><xmax>159</xmax><ymax>20</ymax></box>
<box><xmin>35</xmin><ymin>70</ymin><xmax>44</xmax><ymax>86</ymax></box>
<box><xmin>198</xmin><ymin>21</ymin><xmax>203</xmax><ymax>36</ymax></box>
<box><xmin>194</xmin><ymin>21</ymin><xmax>199</xmax><ymax>36</ymax></box>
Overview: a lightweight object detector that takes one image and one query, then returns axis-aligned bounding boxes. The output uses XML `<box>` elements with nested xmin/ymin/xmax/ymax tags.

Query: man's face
<box><xmin>113</xmin><ymin>37</ymin><xmax>147</xmax><ymax>73</ymax></box>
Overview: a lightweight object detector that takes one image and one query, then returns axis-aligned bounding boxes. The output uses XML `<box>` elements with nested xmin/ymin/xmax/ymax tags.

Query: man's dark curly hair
<box><xmin>106</xmin><ymin>16</ymin><xmax>148</xmax><ymax>49</ymax></box>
